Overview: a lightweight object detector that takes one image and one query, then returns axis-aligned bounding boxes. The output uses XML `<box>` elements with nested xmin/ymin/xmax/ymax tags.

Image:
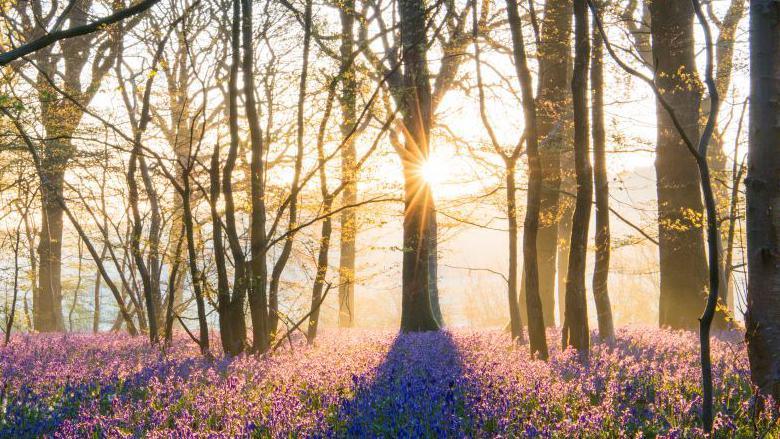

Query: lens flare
<box><xmin>420</xmin><ymin>159</ymin><xmax>446</xmax><ymax>186</ymax></box>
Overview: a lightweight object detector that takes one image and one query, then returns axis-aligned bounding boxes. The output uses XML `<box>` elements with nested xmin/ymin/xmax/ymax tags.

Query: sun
<box><xmin>420</xmin><ymin>159</ymin><xmax>446</xmax><ymax>186</ymax></box>
<box><xmin>420</xmin><ymin>157</ymin><xmax>447</xmax><ymax>186</ymax></box>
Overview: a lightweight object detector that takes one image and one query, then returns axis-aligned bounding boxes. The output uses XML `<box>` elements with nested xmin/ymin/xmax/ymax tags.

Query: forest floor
<box><xmin>0</xmin><ymin>327</ymin><xmax>776</xmax><ymax>438</ymax></box>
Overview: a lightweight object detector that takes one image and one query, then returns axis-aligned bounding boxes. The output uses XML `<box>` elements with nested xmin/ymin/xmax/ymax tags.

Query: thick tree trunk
<box><xmin>29</xmin><ymin>2</ymin><xmax>119</xmax><ymax>333</ymax></box>
<box><xmin>536</xmin><ymin>0</ymin><xmax>572</xmax><ymax>328</ymax></box>
<box><xmin>505</xmin><ymin>0</ymin><xmax>548</xmax><ymax>359</ymax></box>
<box><xmin>650</xmin><ymin>0</ymin><xmax>708</xmax><ymax>330</ymax></box>
<box><xmin>590</xmin><ymin>10</ymin><xmax>615</xmax><ymax>343</ymax></box>
<box><xmin>400</xmin><ymin>170</ymin><xmax>440</xmax><ymax>332</ymax></box>
<box><xmin>562</xmin><ymin>0</ymin><xmax>591</xmax><ymax>357</ymax></box>
<box><xmin>338</xmin><ymin>0</ymin><xmax>358</xmax><ymax>328</ymax></box>
<box><xmin>398</xmin><ymin>0</ymin><xmax>440</xmax><ymax>332</ymax></box>
<box><xmin>37</xmin><ymin>166</ymin><xmax>66</xmax><ymax>332</ymax></box>
<box><xmin>745</xmin><ymin>0</ymin><xmax>780</xmax><ymax>402</ymax></box>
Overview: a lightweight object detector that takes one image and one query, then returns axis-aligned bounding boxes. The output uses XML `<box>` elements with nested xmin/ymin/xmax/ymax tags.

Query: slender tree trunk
<box><xmin>181</xmin><ymin>175</ymin><xmax>210</xmax><ymax>355</ymax></box>
<box><xmin>505</xmin><ymin>0</ymin><xmax>548</xmax><ymax>359</ymax></box>
<box><xmin>308</xmin><ymin>198</ymin><xmax>334</xmax><ymax>343</ymax></box>
<box><xmin>536</xmin><ymin>0</ymin><xmax>572</xmax><ymax>328</ymax></box>
<box><xmin>723</xmin><ymin>103</ymin><xmax>747</xmax><ymax>314</ymax></box>
<box><xmin>562</xmin><ymin>0</ymin><xmax>591</xmax><ymax>357</ymax></box>
<box><xmin>23</xmin><ymin>211</ymin><xmax>37</xmax><ymax>331</ymax></box>
<box><xmin>556</xmin><ymin>160</ymin><xmax>575</xmax><ymax>324</ymax></box>
<box><xmin>590</xmin><ymin>7</ymin><xmax>615</xmax><ymax>343</ymax></box>
<box><xmin>241</xmin><ymin>0</ymin><xmax>269</xmax><ymax>353</ymax></box>
<box><xmin>338</xmin><ymin>0</ymin><xmax>358</xmax><ymax>329</ymax></box>
<box><xmin>651</xmin><ymin>0</ymin><xmax>708</xmax><ymax>330</ymax></box>
<box><xmin>92</xmin><ymin>244</ymin><xmax>106</xmax><ymax>333</ymax></box>
<box><xmin>707</xmin><ymin>0</ymin><xmax>745</xmax><ymax>316</ymax></box>
<box><xmin>506</xmin><ymin>163</ymin><xmax>523</xmax><ymax>340</ymax></box>
<box><xmin>745</xmin><ymin>0</ymin><xmax>780</xmax><ymax>402</ymax></box>
<box><xmin>68</xmin><ymin>237</ymin><xmax>83</xmax><ymax>331</ymax></box>
<box><xmin>164</xmin><ymin>229</ymin><xmax>184</xmax><ymax>344</ymax></box>
<box><xmin>5</xmin><ymin>228</ymin><xmax>20</xmax><ymax>345</ymax></box>
<box><xmin>268</xmin><ymin>0</ymin><xmax>312</xmax><ymax>336</ymax></box>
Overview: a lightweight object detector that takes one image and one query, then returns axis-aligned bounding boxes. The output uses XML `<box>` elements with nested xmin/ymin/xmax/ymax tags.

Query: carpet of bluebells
<box><xmin>0</xmin><ymin>327</ymin><xmax>776</xmax><ymax>438</ymax></box>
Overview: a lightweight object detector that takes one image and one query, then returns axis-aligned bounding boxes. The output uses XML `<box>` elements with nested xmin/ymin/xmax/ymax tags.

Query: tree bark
<box><xmin>241</xmin><ymin>0</ymin><xmax>269</xmax><ymax>353</ymax></box>
<box><xmin>398</xmin><ymin>0</ymin><xmax>440</xmax><ymax>332</ymax></box>
<box><xmin>650</xmin><ymin>0</ymin><xmax>708</xmax><ymax>330</ymax></box>
<box><xmin>338</xmin><ymin>0</ymin><xmax>358</xmax><ymax>328</ymax></box>
<box><xmin>28</xmin><ymin>1</ymin><xmax>120</xmax><ymax>332</ymax></box>
<box><xmin>562</xmin><ymin>0</ymin><xmax>591</xmax><ymax>357</ymax></box>
<box><xmin>745</xmin><ymin>0</ymin><xmax>780</xmax><ymax>402</ymax></box>
<box><xmin>505</xmin><ymin>0</ymin><xmax>548</xmax><ymax>359</ymax></box>
<box><xmin>590</xmin><ymin>6</ymin><xmax>615</xmax><ymax>343</ymax></box>
<box><xmin>308</xmin><ymin>198</ymin><xmax>334</xmax><ymax>343</ymax></box>
<box><xmin>556</xmin><ymin>156</ymin><xmax>575</xmax><ymax>324</ymax></box>
<box><xmin>506</xmin><ymin>164</ymin><xmax>524</xmax><ymax>340</ymax></box>
<box><xmin>536</xmin><ymin>0</ymin><xmax>572</xmax><ymax>328</ymax></box>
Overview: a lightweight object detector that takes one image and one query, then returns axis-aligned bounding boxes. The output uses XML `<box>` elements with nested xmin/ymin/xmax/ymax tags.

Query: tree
<box><xmin>0</xmin><ymin>0</ymin><xmax>160</xmax><ymax>65</ymax></box>
<box><xmin>8</xmin><ymin>1</ymin><xmax>136</xmax><ymax>332</ymax></box>
<box><xmin>745</xmin><ymin>0</ymin><xmax>780</xmax><ymax>404</ymax></box>
<box><xmin>562</xmin><ymin>0</ymin><xmax>591</xmax><ymax>357</ymax></box>
<box><xmin>590</xmin><ymin>3</ymin><xmax>615</xmax><ymax>343</ymax></box>
<box><xmin>536</xmin><ymin>0</ymin><xmax>572</xmax><ymax>327</ymax></box>
<box><xmin>337</xmin><ymin>0</ymin><xmax>358</xmax><ymax>328</ymax></box>
<box><xmin>650</xmin><ymin>0</ymin><xmax>709</xmax><ymax>331</ymax></box>
<box><xmin>589</xmin><ymin>0</ymin><xmax>723</xmax><ymax>429</ymax></box>
<box><xmin>472</xmin><ymin>0</ymin><xmax>524</xmax><ymax>341</ymax></box>
<box><xmin>397</xmin><ymin>0</ymin><xmax>439</xmax><ymax>332</ymax></box>
<box><xmin>505</xmin><ymin>0</ymin><xmax>548</xmax><ymax>359</ymax></box>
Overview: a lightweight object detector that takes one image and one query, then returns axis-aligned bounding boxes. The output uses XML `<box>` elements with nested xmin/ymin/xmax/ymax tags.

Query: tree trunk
<box><xmin>708</xmin><ymin>0</ymin><xmax>746</xmax><ymax>316</ymax></box>
<box><xmin>241</xmin><ymin>0</ymin><xmax>269</xmax><ymax>353</ymax></box>
<box><xmin>92</xmin><ymin>264</ymin><xmax>101</xmax><ymax>333</ymax></box>
<box><xmin>308</xmin><ymin>198</ymin><xmax>334</xmax><ymax>343</ymax></box>
<box><xmin>37</xmin><ymin>165</ymin><xmax>66</xmax><ymax>332</ymax></box>
<box><xmin>181</xmin><ymin>174</ymin><xmax>210</xmax><ymax>355</ymax></box>
<box><xmin>562</xmin><ymin>0</ymin><xmax>591</xmax><ymax>357</ymax></box>
<box><xmin>536</xmin><ymin>0</ymin><xmax>572</xmax><ymax>328</ymax></box>
<box><xmin>506</xmin><ymin>164</ymin><xmax>523</xmax><ymax>340</ymax></box>
<box><xmin>338</xmin><ymin>0</ymin><xmax>358</xmax><ymax>329</ymax></box>
<box><xmin>590</xmin><ymin>9</ymin><xmax>615</xmax><ymax>343</ymax></box>
<box><xmin>398</xmin><ymin>0</ymin><xmax>440</xmax><ymax>332</ymax></box>
<box><xmin>556</xmin><ymin>157</ymin><xmax>575</xmax><ymax>324</ymax></box>
<box><xmin>745</xmin><ymin>0</ymin><xmax>780</xmax><ymax>402</ymax></box>
<box><xmin>267</xmin><ymin>0</ymin><xmax>312</xmax><ymax>336</ymax></box>
<box><xmin>505</xmin><ymin>0</ymin><xmax>548</xmax><ymax>359</ymax></box>
<box><xmin>650</xmin><ymin>0</ymin><xmax>708</xmax><ymax>330</ymax></box>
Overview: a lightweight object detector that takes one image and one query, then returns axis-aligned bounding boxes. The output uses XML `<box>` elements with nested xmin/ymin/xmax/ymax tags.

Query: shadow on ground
<box><xmin>331</xmin><ymin>331</ymin><xmax>478</xmax><ymax>437</ymax></box>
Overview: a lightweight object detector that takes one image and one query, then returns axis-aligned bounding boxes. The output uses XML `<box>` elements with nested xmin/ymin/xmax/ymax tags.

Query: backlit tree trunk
<box><xmin>398</xmin><ymin>0</ymin><xmax>439</xmax><ymax>332</ymax></box>
<box><xmin>506</xmin><ymin>0</ymin><xmax>548</xmax><ymax>359</ymax></box>
<box><xmin>590</xmin><ymin>7</ymin><xmax>615</xmax><ymax>343</ymax></box>
<box><xmin>536</xmin><ymin>0</ymin><xmax>572</xmax><ymax>327</ymax></box>
<box><xmin>562</xmin><ymin>0</ymin><xmax>591</xmax><ymax>356</ymax></box>
<box><xmin>650</xmin><ymin>0</ymin><xmax>708</xmax><ymax>330</ymax></box>
<box><xmin>338</xmin><ymin>0</ymin><xmax>358</xmax><ymax>328</ymax></box>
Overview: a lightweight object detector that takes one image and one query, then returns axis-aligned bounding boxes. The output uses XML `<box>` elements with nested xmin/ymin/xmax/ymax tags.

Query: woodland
<box><xmin>0</xmin><ymin>0</ymin><xmax>778</xmax><ymax>436</ymax></box>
